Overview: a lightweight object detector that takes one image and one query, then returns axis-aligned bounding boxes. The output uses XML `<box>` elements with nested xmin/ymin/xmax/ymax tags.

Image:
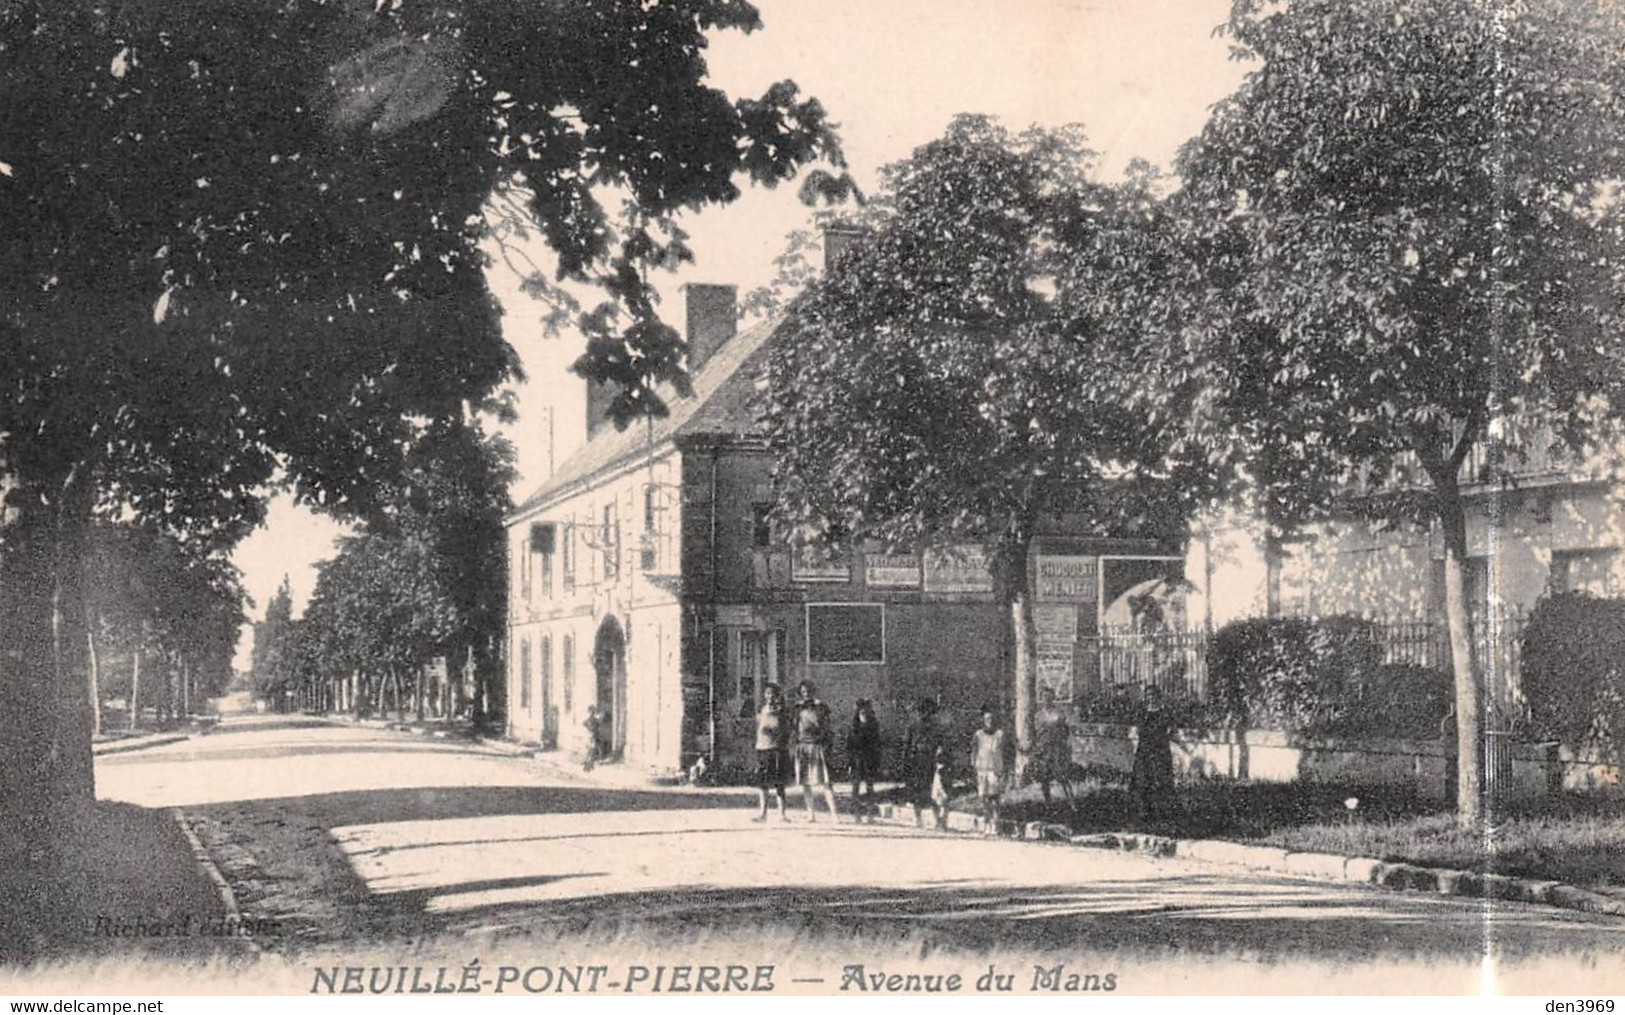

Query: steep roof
<box><xmin>510</xmin><ymin>315</ymin><xmax>779</xmax><ymax>520</ymax></box>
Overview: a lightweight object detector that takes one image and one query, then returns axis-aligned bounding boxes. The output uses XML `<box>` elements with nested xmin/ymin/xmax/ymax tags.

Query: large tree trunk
<box><xmin>415</xmin><ymin>665</ymin><xmax>425</xmax><ymax>723</ymax></box>
<box><xmin>1438</xmin><ymin>475</ymin><xmax>1485</xmax><ymax>831</ymax></box>
<box><xmin>1000</xmin><ymin>533</ymin><xmax>1036</xmax><ymax>783</ymax></box>
<box><xmin>86</xmin><ymin>610</ymin><xmax>102</xmax><ymax>739</ymax></box>
<box><xmin>0</xmin><ymin>471</ymin><xmax>96</xmax><ymax>883</ymax></box>
<box><xmin>129</xmin><ymin>649</ymin><xmax>142</xmax><ymax>732</ymax></box>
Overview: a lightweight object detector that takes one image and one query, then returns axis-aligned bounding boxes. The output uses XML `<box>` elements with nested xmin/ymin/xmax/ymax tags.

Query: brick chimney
<box><xmin>586</xmin><ymin>379</ymin><xmax>618</xmax><ymax>439</ymax></box>
<box><xmin>823</xmin><ymin>225</ymin><xmax>865</xmax><ymax>276</ymax></box>
<box><xmin>685</xmin><ymin>283</ymin><xmax>737</xmax><ymax>373</ymax></box>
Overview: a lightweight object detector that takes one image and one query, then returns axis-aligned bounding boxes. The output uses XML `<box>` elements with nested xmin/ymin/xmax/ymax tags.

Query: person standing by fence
<box><xmin>972</xmin><ymin>705</ymin><xmax>1008</xmax><ymax>835</ymax></box>
<box><xmin>1130</xmin><ymin>686</ymin><xmax>1176</xmax><ymax>821</ymax></box>
<box><xmin>902</xmin><ymin>697</ymin><xmax>946</xmax><ymax>830</ymax></box>
<box><xmin>1033</xmin><ymin>687</ymin><xmax>1078</xmax><ymax>814</ymax></box>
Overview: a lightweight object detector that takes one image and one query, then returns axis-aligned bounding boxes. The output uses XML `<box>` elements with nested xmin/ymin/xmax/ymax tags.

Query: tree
<box><xmin>250</xmin><ymin>578</ymin><xmax>297</xmax><ymax>710</ymax></box>
<box><xmin>768</xmin><ymin>116</ymin><xmax>1196</xmax><ymax>774</ymax></box>
<box><xmin>297</xmin><ymin>531</ymin><xmax>456</xmax><ymax>720</ymax></box>
<box><xmin>381</xmin><ymin>413</ymin><xmax>515</xmax><ymax>726</ymax></box>
<box><xmin>0</xmin><ymin>1</ymin><xmax>845</xmax><ymax>842</ymax></box>
<box><xmin>1171</xmin><ymin>0</ymin><xmax>1625</xmax><ymax>828</ymax></box>
<box><xmin>86</xmin><ymin>521</ymin><xmax>246</xmax><ymax>725</ymax></box>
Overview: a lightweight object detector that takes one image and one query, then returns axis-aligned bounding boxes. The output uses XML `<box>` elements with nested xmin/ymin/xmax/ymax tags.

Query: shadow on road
<box><xmin>195</xmin><ymin>785</ymin><xmax>744</xmax><ymax>827</ymax></box>
<box><xmin>426</xmin><ymin>876</ymin><xmax>1625</xmax><ymax>965</ymax></box>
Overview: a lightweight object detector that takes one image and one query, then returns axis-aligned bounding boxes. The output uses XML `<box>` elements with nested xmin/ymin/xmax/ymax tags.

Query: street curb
<box><xmin>171</xmin><ymin>809</ymin><xmax>261</xmax><ymax>956</ymax></box>
<box><xmin>1063</xmin><ymin>828</ymin><xmax>1625</xmax><ymax>919</ymax></box>
<box><xmin>93</xmin><ymin>733</ymin><xmax>189</xmax><ymax>756</ymax></box>
<box><xmin>870</xmin><ymin>805</ymin><xmax>1625</xmax><ymax>918</ymax></box>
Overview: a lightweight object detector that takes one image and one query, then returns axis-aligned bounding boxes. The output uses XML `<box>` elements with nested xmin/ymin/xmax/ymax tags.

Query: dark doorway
<box><xmin>593</xmin><ymin>616</ymin><xmax>627</xmax><ymax>759</ymax></box>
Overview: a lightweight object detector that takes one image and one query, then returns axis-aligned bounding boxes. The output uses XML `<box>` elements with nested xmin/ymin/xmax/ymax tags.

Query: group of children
<box><xmin>752</xmin><ymin>683</ymin><xmax>1037</xmax><ymax>834</ymax></box>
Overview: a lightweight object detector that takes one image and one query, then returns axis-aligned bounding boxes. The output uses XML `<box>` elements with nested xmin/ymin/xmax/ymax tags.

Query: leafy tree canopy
<box><xmin>0</xmin><ymin>0</ymin><xmax>847</xmax><ymax>539</ymax></box>
<box><xmin>1174</xmin><ymin>0</ymin><xmax>1625</xmax><ymax>519</ymax></box>
<box><xmin>769</xmin><ymin>115</ymin><xmax>1194</xmax><ymax>583</ymax></box>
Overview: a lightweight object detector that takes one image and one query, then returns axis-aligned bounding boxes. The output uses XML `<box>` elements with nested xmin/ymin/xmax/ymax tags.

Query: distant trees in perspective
<box><xmin>86</xmin><ymin>522</ymin><xmax>246</xmax><ymax>733</ymax></box>
<box><xmin>255</xmin><ymin>416</ymin><xmax>514</xmax><ymax>725</ymax></box>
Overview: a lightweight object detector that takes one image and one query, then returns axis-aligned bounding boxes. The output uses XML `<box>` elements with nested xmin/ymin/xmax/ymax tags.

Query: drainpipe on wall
<box><xmin>709</xmin><ymin>446</ymin><xmax>721</xmax><ymax>765</ymax></box>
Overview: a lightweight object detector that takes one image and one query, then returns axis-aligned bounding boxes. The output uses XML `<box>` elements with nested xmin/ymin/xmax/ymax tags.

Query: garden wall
<box><xmin>1072</xmin><ymin>723</ymin><xmax>1621</xmax><ymax>801</ymax></box>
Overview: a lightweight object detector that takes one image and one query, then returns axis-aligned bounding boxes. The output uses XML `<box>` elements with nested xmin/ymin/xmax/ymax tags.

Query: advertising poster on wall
<box><xmin>864</xmin><ymin>552</ymin><xmax>921</xmax><ymax>588</ymax></box>
<box><xmin>791</xmin><ymin>543</ymin><xmax>851</xmax><ymax>583</ymax></box>
<box><xmin>922</xmin><ymin>545</ymin><xmax>993</xmax><ymax>594</ymax></box>
<box><xmin>1035</xmin><ymin>554</ymin><xmax>1099</xmax><ymax>603</ymax></box>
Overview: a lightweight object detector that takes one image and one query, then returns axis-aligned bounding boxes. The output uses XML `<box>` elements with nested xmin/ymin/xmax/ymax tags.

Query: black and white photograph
<box><xmin>3</xmin><ymin>0</ymin><xmax>1625</xmax><ymax>1000</ymax></box>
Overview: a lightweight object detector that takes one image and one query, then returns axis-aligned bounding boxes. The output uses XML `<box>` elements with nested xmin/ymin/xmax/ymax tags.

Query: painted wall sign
<box><xmin>865</xmin><ymin>552</ymin><xmax>921</xmax><ymax>588</ymax></box>
<box><xmin>1036</xmin><ymin>554</ymin><xmax>1099</xmax><ymax>602</ymax></box>
<box><xmin>1033</xmin><ymin>604</ymin><xmax>1079</xmax><ymax>651</ymax></box>
<box><xmin>714</xmin><ymin>604</ymin><xmax>754</xmax><ymax>627</ymax></box>
<box><xmin>1036</xmin><ymin>654</ymin><xmax>1075</xmax><ymax>699</ymax></box>
<box><xmin>791</xmin><ymin>544</ymin><xmax>851</xmax><ymax>583</ymax></box>
<box><xmin>923</xmin><ymin>545</ymin><xmax>993</xmax><ymax>594</ymax></box>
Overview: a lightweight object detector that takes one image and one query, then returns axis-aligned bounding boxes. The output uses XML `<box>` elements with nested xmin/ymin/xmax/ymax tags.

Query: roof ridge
<box><xmin>509</xmin><ymin>315</ymin><xmax>781</xmax><ymax>519</ymax></box>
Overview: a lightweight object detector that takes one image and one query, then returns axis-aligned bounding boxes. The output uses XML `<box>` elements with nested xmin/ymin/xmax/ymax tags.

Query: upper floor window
<box><xmin>562</xmin><ymin>522</ymin><xmax>576</xmax><ymax>593</ymax></box>
<box><xmin>602</xmin><ymin>502</ymin><xmax>620</xmax><ymax>581</ymax></box>
<box><xmin>641</xmin><ymin>486</ymin><xmax>660</xmax><ymax>571</ymax></box>
<box><xmin>752</xmin><ymin>503</ymin><xmax>774</xmax><ymax>549</ymax></box>
<box><xmin>519</xmin><ymin>534</ymin><xmax>533</xmax><ymax>603</ymax></box>
<box><xmin>531</xmin><ymin>523</ymin><xmax>555</xmax><ymax>599</ymax></box>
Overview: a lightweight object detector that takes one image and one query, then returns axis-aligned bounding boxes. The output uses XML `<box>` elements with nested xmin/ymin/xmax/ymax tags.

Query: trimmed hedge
<box><xmin>1207</xmin><ymin>615</ymin><xmax>1448</xmax><ymax>740</ymax></box>
<box><xmin>1522</xmin><ymin>591</ymin><xmax>1625</xmax><ymax>762</ymax></box>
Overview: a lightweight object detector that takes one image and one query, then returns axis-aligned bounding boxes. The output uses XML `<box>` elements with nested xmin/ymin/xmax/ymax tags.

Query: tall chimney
<box><xmin>685</xmin><ymin>283</ymin><xmax>737</xmax><ymax>373</ymax></box>
<box><xmin>823</xmin><ymin>225</ymin><xmax>865</xmax><ymax>276</ymax></box>
<box><xmin>586</xmin><ymin>379</ymin><xmax>618</xmax><ymax>439</ymax></box>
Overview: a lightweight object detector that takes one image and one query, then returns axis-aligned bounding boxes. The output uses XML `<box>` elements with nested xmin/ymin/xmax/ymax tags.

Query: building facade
<box><xmin>507</xmin><ymin>284</ymin><xmax>1185</xmax><ymax>780</ymax></box>
<box><xmin>1202</xmin><ymin>440</ymin><xmax>1625</xmax><ymax>627</ymax></box>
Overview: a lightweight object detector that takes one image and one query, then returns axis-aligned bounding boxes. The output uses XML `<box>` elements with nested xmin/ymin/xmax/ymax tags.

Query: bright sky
<box><xmin>230</xmin><ymin>0</ymin><xmax>1249</xmax><ymax>666</ymax></box>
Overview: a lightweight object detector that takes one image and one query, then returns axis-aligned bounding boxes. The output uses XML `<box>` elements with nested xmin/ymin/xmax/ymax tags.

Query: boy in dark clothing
<box><xmin>583</xmin><ymin>706</ymin><xmax>603</xmax><ymax>772</ymax></box>
<box><xmin>847</xmin><ymin>699</ymin><xmax>882</xmax><ymax>823</ymax></box>
<box><xmin>901</xmin><ymin>697</ymin><xmax>946</xmax><ymax>830</ymax></box>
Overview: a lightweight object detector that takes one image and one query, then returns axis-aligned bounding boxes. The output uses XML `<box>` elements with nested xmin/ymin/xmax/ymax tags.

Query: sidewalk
<box><xmin>92</xmin><ymin>730</ymin><xmax>196</xmax><ymax>756</ymax></box>
<box><xmin>1</xmin><ymin>799</ymin><xmax>236</xmax><ymax>963</ymax></box>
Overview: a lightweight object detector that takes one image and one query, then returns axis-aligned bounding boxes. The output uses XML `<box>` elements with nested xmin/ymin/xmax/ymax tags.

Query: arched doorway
<box><xmin>592</xmin><ymin>616</ymin><xmax>627</xmax><ymax>760</ymax></box>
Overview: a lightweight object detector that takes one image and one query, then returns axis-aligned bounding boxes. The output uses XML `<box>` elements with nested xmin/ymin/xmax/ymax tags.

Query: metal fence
<box><xmin>1062</xmin><ymin>609</ymin><xmax>1531</xmax><ymax>708</ymax></box>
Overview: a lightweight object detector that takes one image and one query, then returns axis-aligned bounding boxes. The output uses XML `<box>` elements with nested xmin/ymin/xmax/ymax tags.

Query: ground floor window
<box><xmin>1550</xmin><ymin>547</ymin><xmax>1620</xmax><ymax>596</ymax></box>
<box><xmin>518</xmin><ymin>638</ymin><xmax>532</xmax><ymax>710</ymax></box>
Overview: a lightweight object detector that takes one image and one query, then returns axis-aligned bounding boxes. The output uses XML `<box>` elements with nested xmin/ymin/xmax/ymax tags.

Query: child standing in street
<box><xmin>903</xmin><ymin>698</ymin><xmax>947</xmax><ymax>830</ymax></box>
<box><xmin>972</xmin><ymin>706</ymin><xmax>1007</xmax><ymax>835</ymax></box>
<box><xmin>793</xmin><ymin>681</ymin><xmax>841</xmax><ymax>823</ymax></box>
<box><xmin>753</xmin><ymin>683</ymin><xmax>790</xmax><ymax>822</ymax></box>
<box><xmin>847</xmin><ymin>699</ymin><xmax>882</xmax><ymax>823</ymax></box>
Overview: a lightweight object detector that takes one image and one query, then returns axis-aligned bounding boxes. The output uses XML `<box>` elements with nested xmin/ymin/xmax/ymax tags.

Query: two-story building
<box><xmin>507</xmin><ymin>278</ymin><xmax>1187</xmax><ymax>781</ymax></box>
<box><xmin>1193</xmin><ymin>434</ymin><xmax>1625</xmax><ymax>705</ymax></box>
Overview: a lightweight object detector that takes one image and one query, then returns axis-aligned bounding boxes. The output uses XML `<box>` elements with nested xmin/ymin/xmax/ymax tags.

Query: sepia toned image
<box><xmin>3</xmin><ymin>0</ymin><xmax>1625</xmax><ymax>1000</ymax></box>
